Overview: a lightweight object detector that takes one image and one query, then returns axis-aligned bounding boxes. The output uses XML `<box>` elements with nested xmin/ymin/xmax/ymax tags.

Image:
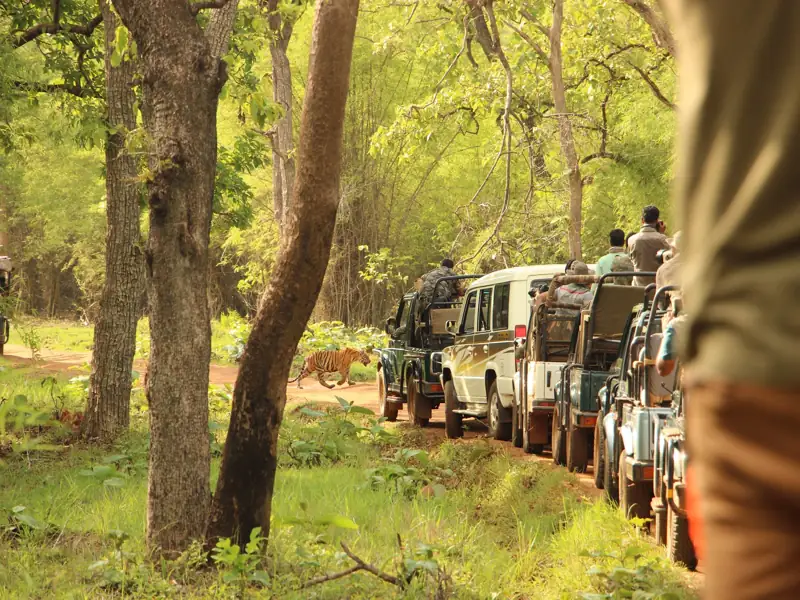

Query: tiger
<box><xmin>288</xmin><ymin>348</ymin><xmax>371</xmax><ymax>389</ymax></box>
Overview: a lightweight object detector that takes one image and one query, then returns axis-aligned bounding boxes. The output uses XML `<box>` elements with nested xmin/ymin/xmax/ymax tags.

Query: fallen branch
<box><xmin>300</xmin><ymin>542</ymin><xmax>401</xmax><ymax>589</ymax></box>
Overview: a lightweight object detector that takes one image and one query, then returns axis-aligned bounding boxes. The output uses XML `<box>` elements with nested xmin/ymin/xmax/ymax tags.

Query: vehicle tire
<box><xmin>551</xmin><ymin>403</ymin><xmax>566</xmax><ymax>466</ymax></box>
<box><xmin>406</xmin><ymin>375</ymin><xmax>429</xmax><ymax>428</ymax></box>
<box><xmin>511</xmin><ymin>399</ymin><xmax>523</xmax><ymax>448</ymax></box>
<box><xmin>618</xmin><ymin>447</ymin><xmax>652</xmax><ymax>521</ymax></box>
<box><xmin>667</xmin><ymin>503</ymin><xmax>698</xmax><ymax>570</ymax></box>
<box><xmin>566</xmin><ymin>413</ymin><xmax>589</xmax><ymax>473</ymax></box>
<box><xmin>653</xmin><ymin>498</ymin><xmax>667</xmax><ymax>546</ymax></box>
<box><xmin>377</xmin><ymin>369</ymin><xmax>398</xmax><ymax>422</ymax></box>
<box><xmin>487</xmin><ymin>382</ymin><xmax>512</xmax><ymax>441</ymax></box>
<box><xmin>593</xmin><ymin>416</ymin><xmax>605</xmax><ymax>490</ymax></box>
<box><xmin>604</xmin><ymin>433</ymin><xmax>619</xmax><ymax>504</ymax></box>
<box><xmin>444</xmin><ymin>380</ymin><xmax>463</xmax><ymax>439</ymax></box>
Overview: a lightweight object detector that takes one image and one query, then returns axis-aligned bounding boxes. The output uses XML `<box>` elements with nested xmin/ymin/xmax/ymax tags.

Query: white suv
<box><xmin>436</xmin><ymin>265</ymin><xmax>571</xmax><ymax>440</ymax></box>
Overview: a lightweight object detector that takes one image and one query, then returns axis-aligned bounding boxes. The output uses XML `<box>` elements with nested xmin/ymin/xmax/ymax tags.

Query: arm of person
<box><xmin>656</xmin><ymin>322</ymin><xmax>677</xmax><ymax>376</ymax></box>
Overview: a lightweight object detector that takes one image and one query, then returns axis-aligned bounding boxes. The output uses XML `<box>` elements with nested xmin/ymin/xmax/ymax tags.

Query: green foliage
<box><xmin>363</xmin><ymin>447</ymin><xmax>450</xmax><ymax>499</ymax></box>
<box><xmin>16</xmin><ymin>322</ymin><xmax>52</xmax><ymax>362</ymax></box>
<box><xmin>211</xmin><ymin>527</ymin><xmax>271</xmax><ymax>594</ymax></box>
<box><xmin>282</xmin><ymin>397</ymin><xmax>394</xmax><ymax>468</ymax></box>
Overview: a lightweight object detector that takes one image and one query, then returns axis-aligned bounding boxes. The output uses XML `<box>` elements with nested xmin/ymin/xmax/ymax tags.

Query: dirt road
<box><xmin>1</xmin><ymin>343</ymin><xmax>600</xmax><ymax>494</ymax></box>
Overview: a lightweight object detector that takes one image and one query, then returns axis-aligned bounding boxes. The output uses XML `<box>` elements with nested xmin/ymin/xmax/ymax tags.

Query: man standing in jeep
<box><xmin>418</xmin><ymin>259</ymin><xmax>460</xmax><ymax>306</ymax></box>
<box><xmin>628</xmin><ymin>205</ymin><xmax>670</xmax><ymax>286</ymax></box>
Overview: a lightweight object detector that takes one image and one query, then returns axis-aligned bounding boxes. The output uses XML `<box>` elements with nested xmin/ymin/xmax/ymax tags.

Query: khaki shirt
<box><xmin>664</xmin><ymin>0</ymin><xmax>800</xmax><ymax>388</ymax></box>
<box><xmin>628</xmin><ymin>226</ymin><xmax>670</xmax><ymax>286</ymax></box>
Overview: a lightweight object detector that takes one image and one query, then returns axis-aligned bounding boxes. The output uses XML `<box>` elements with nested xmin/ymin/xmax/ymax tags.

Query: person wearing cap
<box><xmin>554</xmin><ymin>260</ymin><xmax>594</xmax><ymax>317</ymax></box>
<box><xmin>628</xmin><ymin>205</ymin><xmax>671</xmax><ymax>286</ymax></box>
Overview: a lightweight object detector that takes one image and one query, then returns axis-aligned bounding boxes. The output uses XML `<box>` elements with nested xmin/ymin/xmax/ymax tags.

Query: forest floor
<box><xmin>0</xmin><ymin>342</ymin><xmax>702</xmax><ymax>599</ymax></box>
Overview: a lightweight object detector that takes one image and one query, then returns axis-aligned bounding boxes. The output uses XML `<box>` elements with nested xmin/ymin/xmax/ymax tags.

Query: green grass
<box><xmin>0</xmin><ymin>365</ymin><xmax>698</xmax><ymax>599</ymax></box>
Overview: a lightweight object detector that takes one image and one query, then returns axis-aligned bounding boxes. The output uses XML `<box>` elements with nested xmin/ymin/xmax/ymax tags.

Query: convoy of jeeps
<box><xmin>376</xmin><ymin>260</ymin><xmax>696</xmax><ymax>570</ymax></box>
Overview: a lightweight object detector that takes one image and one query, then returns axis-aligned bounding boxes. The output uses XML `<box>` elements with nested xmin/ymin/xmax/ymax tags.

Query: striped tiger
<box><xmin>288</xmin><ymin>348</ymin><xmax>371</xmax><ymax>389</ymax></box>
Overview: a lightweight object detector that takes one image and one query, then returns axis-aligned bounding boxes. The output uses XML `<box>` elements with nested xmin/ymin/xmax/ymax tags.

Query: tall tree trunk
<box><xmin>549</xmin><ymin>0</ymin><xmax>583</xmax><ymax>260</ymax></box>
<box><xmin>267</xmin><ymin>0</ymin><xmax>295</xmax><ymax>225</ymax></box>
<box><xmin>110</xmin><ymin>0</ymin><xmax>229</xmax><ymax>556</ymax></box>
<box><xmin>206</xmin><ymin>0</ymin><xmax>359</xmax><ymax>547</ymax></box>
<box><xmin>84</xmin><ymin>0</ymin><xmax>144</xmax><ymax>441</ymax></box>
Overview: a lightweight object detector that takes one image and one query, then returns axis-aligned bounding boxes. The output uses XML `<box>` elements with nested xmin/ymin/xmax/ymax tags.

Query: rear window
<box><xmin>493</xmin><ymin>283</ymin><xmax>510</xmax><ymax>330</ymax></box>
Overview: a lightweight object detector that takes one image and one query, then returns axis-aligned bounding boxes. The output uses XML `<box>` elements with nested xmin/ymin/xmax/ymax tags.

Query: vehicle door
<box><xmin>466</xmin><ymin>287</ymin><xmax>493</xmax><ymax>401</ymax></box>
<box><xmin>386</xmin><ymin>297</ymin><xmax>413</xmax><ymax>394</ymax></box>
<box><xmin>451</xmin><ymin>290</ymin><xmax>478</xmax><ymax>400</ymax></box>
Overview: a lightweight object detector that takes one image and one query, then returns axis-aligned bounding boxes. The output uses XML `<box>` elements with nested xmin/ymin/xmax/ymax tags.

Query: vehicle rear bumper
<box><xmin>624</xmin><ymin>456</ymin><xmax>654</xmax><ymax>483</ymax></box>
<box><xmin>571</xmin><ymin>409</ymin><xmax>598</xmax><ymax>429</ymax></box>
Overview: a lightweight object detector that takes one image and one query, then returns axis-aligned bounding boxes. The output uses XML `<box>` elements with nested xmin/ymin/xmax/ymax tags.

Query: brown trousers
<box><xmin>688</xmin><ymin>382</ymin><xmax>800</xmax><ymax>599</ymax></box>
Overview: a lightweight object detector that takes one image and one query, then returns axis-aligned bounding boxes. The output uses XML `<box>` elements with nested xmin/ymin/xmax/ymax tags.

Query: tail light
<box><xmin>514</xmin><ymin>324</ymin><xmax>526</xmax><ymax>338</ymax></box>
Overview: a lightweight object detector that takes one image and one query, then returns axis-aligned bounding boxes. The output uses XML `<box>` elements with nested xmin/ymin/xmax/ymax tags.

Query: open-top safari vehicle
<box><xmin>0</xmin><ymin>256</ymin><xmax>12</xmax><ymax>355</ymax></box>
<box><xmin>549</xmin><ymin>272</ymin><xmax>654</xmax><ymax>473</ymax></box>
<box><xmin>375</xmin><ymin>275</ymin><xmax>480</xmax><ymax>426</ymax></box>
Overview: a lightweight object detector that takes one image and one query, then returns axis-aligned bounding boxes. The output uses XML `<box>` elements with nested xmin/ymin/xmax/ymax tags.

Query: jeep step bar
<box><xmin>452</xmin><ymin>409</ymin><xmax>487</xmax><ymax>417</ymax></box>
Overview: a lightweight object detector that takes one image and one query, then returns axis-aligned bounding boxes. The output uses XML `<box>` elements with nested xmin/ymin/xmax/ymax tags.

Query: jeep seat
<box><xmin>429</xmin><ymin>307</ymin><xmax>461</xmax><ymax>335</ymax></box>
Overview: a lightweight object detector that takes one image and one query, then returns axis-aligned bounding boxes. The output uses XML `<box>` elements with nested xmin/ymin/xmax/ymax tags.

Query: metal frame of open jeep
<box><xmin>614</xmin><ymin>284</ymin><xmax>676</xmax><ymax>520</ymax></box>
<box><xmin>550</xmin><ymin>271</ymin><xmax>655</xmax><ymax>473</ymax></box>
<box><xmin>375</xmin><ymin>275</ymin><xmax>481</xmax><ymax>426</ymax></box>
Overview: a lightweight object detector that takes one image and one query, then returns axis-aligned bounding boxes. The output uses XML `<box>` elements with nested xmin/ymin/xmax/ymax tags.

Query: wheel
<box><xmin>511</xmin><ymin>398</ymin><xmax>523</xmax><ymax>448</ymax></box>
<box><xmin>566</xmin><ymin>411</ymin><xmax>590</xmax><ymax>473</ymax></box>
<box><xmin>551</xmin><ymin>403</ymin><xmax>566</xmax><ymax>466</ymax></box>
<box><xmin>593</xmin><ymin>416</ymin><xmax>605</xmax><ymax>489</ymax></box>
<box><xmin>377</xmin><ymin>369</ymin><xmax>398</xmax><ymax>422</ymax></box>
<box><xmin>487</xmin><ymin>382</ymin><xmax>512</xmax><ymax>441</ymax></box>
<box><xmin>604</xmin><ymin>433</ymin><xmax>619</xmax><ymax>504</ymax></box>
<box><xmin>667</xmin><ymin>503</ymin><xmax>697</xmax><ymax>570</ymax></box>
<box><xmin>618</xmin><ymin>447</ymin><xmax>652</xmax><ymax>521</ymax></box>
<box><xmin>444</xmin><ymin>380</ymin><xmax>463</xmax><ymax>439</ymax></box>
<box><xmin>653</xmin><ymin>498</ymin><xmax>667</xmax><ymax>546</ymax></box>
<box><xmin>406</xmin><ymin>375</ymin><xmax>429</xmax><ymax>428</ymax></box>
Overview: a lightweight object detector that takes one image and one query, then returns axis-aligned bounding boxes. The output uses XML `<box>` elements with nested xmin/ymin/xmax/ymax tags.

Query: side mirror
<box><xmin>445</xmin><ymin>320</ymin><xmax>457</xmax><ymax>335</ymax></box>
<box><xmin>385</xmin><ymin>317</ymin><xmax>396</xmax><ymax>335</ymax></box>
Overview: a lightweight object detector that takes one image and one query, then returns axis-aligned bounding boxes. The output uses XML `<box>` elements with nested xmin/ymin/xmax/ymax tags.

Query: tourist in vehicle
<box><xmin>416</xmin><ymin>259</ymin><xmax>461</xmax><ymax>323</ymax></box>
<box><xmin>628</xmin><ymin>205</ymin><xmax>670</xmax><ymax>285</ymax></box>
<box><xmin>418</xmin><ymin>259</ymin><xmax>459</xmax><ymax>304</ymax></box>
<box><xmin>656</xmin><ymin>231</ymin><xmax>682</xmax><ymax>292</ymax></box>
<box><xmin>595</xmin><ymin>229</ymin><xmax>628</xmax><ymax>278</ymax></box>
<box><xmin>664</xmin><ymin>1</ymin><xmax>800</xmax><ymax>597</ymax></box>
<box><xmin>554</xmin><ymin>260</ymin><xmax>594</xmax><ymax>317</ymax></box>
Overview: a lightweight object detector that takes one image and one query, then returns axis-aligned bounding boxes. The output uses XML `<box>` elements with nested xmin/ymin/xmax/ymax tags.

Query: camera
<box><xmin>656</xmin><ymin>248</ymin><xmax>673</xmax><ymax>265</ymax></box>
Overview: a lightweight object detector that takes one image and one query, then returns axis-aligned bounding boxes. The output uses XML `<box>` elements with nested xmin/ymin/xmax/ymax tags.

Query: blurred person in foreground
<box><xmin>664</xmin><ymin>1</ymin><xmax>800</xmax><ymax>598</ymax></box>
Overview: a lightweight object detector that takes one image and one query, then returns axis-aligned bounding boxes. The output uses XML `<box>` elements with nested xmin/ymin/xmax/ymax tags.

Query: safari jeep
<box><xmin>0</xmin><ymin>256</ymin><xmax>12</xmax><ymax>355</ymax></box>
<box><xmin>375</xmin><ymin>275</ymin><xmax>480</xmax><ymax>426</ymax></box>
<box><xmin>512</xmin><ymin>277</ymin><xmax>577</xmax><ymax>454</ymax></box>
<box><xmin>612</xmin><ymin>285</ymin><xmax>676</xmax><ymax>521</ymax></box>
<box><xmin>436</xmin><ymin>265</ymin><xmax>572</xmax><ymax>440</ymax></box>
<box><xmin>551</xmin><ymin>272</ymin><xmax>650</xmax><ymax>474</ymax></box>
<box><xmin>653</xmin><ymin>361</ymin><xmax>697</xmax><ymax>568</ymax></box>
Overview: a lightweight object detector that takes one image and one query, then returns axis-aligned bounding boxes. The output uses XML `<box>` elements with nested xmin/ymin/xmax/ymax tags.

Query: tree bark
<box><xmin>549</xmin><ymin>0</ymin><xmax>583</xmax><ymax>260</ymax></box>
<box><xmin>266</xmin><ymin>0</ymin><xmax>296</xmax><ymax>225</ymax></box>
<box><xmin>206</xmin><ymin>0</ymin><xmax>359</xmax><ymax>547</ymax></box>
<box><xmin>110</xmin><ymin>0</ymin><xmax>228</xmax><ymax>556</ymax></box>
<box><xmin>620</xmin><ymin>0</ymin><xmax>676</xmax><ymax>57</ymax></box>
<box><xmin>84</xmin><ymin>0</ymin><xmax>144</xmax><ymax>442</ymax></box>
<box><xmin>205</xmin><ymin>0</ymin><xmax>239</xmax><ymax>59</ymax></box>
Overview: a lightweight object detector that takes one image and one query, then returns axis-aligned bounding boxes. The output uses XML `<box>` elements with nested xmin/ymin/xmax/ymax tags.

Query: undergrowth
<box><xmin>0</xmin><ymin>363</ymin><xmax>698</xmax><ymax>599</ymax></box>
